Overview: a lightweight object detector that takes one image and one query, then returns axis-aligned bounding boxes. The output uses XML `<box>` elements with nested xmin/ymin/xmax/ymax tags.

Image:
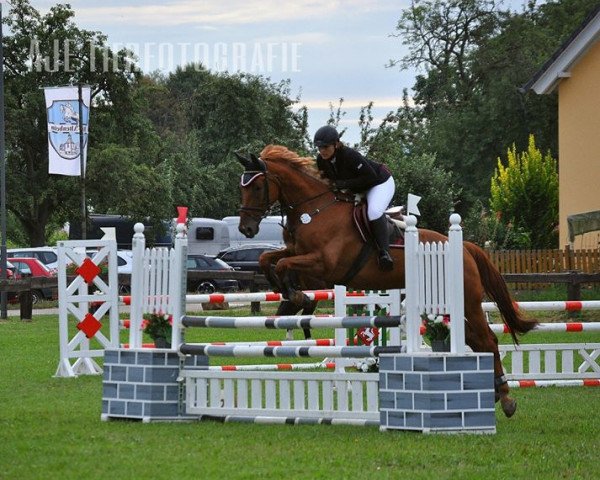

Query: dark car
<box><xmin>217</xmin><ymin>244</ymin><xmax>284</xmax><ymax>289</ymax></box>
<box><xmin>186</xmin><ymin>255</ymin><xmax>239</xmax><ymax>294</ymax></box>
<box><xmin>216</xmin><ymin>244</ymin><xmax>283</xmax><ymax>273</ymax></box>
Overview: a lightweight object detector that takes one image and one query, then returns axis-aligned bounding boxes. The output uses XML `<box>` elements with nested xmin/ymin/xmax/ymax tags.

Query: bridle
<box><xmin>238</xmin><ymin>170</ymin><xmax>279</xmax><ymax>221</ymax></box>
<box><xmin>239</xmin><ymin>161</ymin><xmax>344</xmax><ymax>225</ymax></box>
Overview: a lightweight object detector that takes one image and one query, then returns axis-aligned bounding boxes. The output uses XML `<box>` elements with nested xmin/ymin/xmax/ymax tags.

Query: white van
<box><xmin>185</xmin><ymin>218</ymin><xmax>231</xmax><ymax>256</ymax></box>
<box><xmin>222</xmin><ymin>216</ymin><xmax>285</xmax><ymax>247</ymax></box>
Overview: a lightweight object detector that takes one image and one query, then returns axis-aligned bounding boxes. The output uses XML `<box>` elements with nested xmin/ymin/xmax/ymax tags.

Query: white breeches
<box><xmin>366</xmin><ymin>177</ymin><xmax>395</xmax><ymax>220</ymax></box>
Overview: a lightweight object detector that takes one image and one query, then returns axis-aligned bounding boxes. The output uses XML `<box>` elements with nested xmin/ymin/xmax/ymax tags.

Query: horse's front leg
<box><xmin>275</xmin><ymin>253</ymin><xmax>326</xmax><ymax>308</ymax></box>
<box><xmin>259</xmin><ymin>248</ymin><xmax>291</xmax><ymax>293</ymax></box>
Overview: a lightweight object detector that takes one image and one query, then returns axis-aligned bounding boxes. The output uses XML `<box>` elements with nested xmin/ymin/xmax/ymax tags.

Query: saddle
<box><xmin>352</xmin><ymin>203</ymin><xmax>405</xmax><ymax>248</ymax></box>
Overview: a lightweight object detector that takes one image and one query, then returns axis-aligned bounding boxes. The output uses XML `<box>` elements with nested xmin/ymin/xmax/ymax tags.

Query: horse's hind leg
<box><xmin>464</xmin><ymin>302</ymin><xmax>517</xmax><ymax>418</ymax></box>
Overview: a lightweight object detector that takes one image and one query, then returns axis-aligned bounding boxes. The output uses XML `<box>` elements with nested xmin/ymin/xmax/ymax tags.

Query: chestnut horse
<box><xmin>236</xmin><ymin>145</ymin><xmax>537</xmax><ymax>417</ymax></box>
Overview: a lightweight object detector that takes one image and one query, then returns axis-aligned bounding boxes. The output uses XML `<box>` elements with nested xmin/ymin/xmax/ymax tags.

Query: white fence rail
<box><xmin>499</xmin><ymin>343</ymin><xmax>600</xmax><ymax>380</ymax></box>
<box><xmin>183</xmin><ymin>370</ymin><xmax>380</xmax><ymax>423</ymax></box>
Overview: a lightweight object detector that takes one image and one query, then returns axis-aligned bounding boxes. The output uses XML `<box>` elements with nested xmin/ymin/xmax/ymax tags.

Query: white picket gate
<box><xmin>128</xmin><ymin>223</ymin><xmax>187</xmax><ymax>349</ymax></box>
<box><xmin>404</xmin><ymin>214</ymin><xmax>465</xmax><ymax>353</ymax></box>
<box><xmin>184</xmin><ymin>370</ymin><xmax>380</xmax><ymax>424</ymax></box>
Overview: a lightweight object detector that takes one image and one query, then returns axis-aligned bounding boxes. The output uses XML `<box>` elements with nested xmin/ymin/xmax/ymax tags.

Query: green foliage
<box><xmin>3</xmin><ymin>0</ymin><xmax>141</xmax><ymax>245</ymax></box>
<box><xmin>2</xmin><ymin>1</ymin><xmax>309</xmax><ymax>244</ymax></box>
<box><xmin>165</xmin><ymin>66</ymin><xmax>307</xmax><ymax>155</ymax></box>
<box><xmin>46</xmin><ymin>228</ymin><xmax>69</xmax><ymax>247</ymax></box>
<box><xmin>143</xmin><ymin>311</ymin><xmax>173</xmax><ymax>340</ymax></box>
<box><xmin>421</xmin><ymin>313</ymin><xmax>450</xmax><ymax>343</ymax></box>
<box><xmin>390</xmin><ymin>0</ymin><xmax>597</xmax><ymax>215</ymax></box>
<box><xmin>86</xmin><ymin>144</ymin><xmax>173</xmax><ymax>223</ymax></box>
<box><xmin>463</xmin><ymin>200</ymin><xmax>532</xmax><ymax>249</ymax></box>
<box><xmin>364</xmin><ymin>122</ymin><xmax>460</xmax><ymax>233</ymax></box>
<box><xmin>490</xmin><ymin>134</ymin><xmax>558</xmax><ymax>248</ymax></box>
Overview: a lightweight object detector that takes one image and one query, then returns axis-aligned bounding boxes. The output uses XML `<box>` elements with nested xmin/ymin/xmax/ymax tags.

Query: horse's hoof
<box><xmin>501</xmin><ymin>398</ymin><xmax>517</xmax><ymax>418</ymax></box>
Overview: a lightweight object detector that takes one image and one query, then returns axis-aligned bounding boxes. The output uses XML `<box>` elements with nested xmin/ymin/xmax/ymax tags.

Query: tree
<box><xmin>490</xmin><ymin>134</ymin><xmax>558</xmax><ymax>248</ymax></box>
<box><xmin>367</xmin><ymin>124</ymin><xmax>460</xmax><ymax>234</ymax></box>
<box><xmin>392</xmin><ymin>0</ymin><xmax>498</xmax><ymax>108</ymax></box>
<box><xmin>3</xmin><ymin>0</ymin><xmax>141</xmax><ymax>245</ymax></box>
<box><xmin>390</xmin><ymin>0</ymin><xmax>597</xmax><ymax>216</ymax></box>
<box><xmin>168</xmin><ymin>66</ymin><xmax>308</xmax><ymax>159</ymax></box>
<box><xmin>142</xmin><ymin>66</ymin><xmax>310</xmax><ymax>219</ymax></box>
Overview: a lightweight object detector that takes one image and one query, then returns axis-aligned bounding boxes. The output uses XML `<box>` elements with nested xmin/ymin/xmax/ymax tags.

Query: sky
<box><xmin>25</xmin><ymin>0</ymin><xmax>527</xmax><ymax>145</ymax></box>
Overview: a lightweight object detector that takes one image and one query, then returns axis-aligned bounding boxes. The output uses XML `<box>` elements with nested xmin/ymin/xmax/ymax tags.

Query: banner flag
<box><xmin>44</xmin><ymin>86</ymin><xmax>91</xmax><ymax>176</ymax></box>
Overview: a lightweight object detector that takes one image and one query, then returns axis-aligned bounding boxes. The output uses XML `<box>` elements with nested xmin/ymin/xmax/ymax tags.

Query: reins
<box><xmin>240</xmin><ymin>160</ymin><xmax>352</xmax><ymax>229</ymax></box>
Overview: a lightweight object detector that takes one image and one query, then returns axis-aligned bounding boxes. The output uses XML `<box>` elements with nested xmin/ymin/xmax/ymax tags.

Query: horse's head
<box><xmin>235</xmin><ymin>152</ymin><xmax>280</xmax><ymax>238</ymax></box>
<box><xmin>236</xmin><ymin>145</ymin><xmax>329</xmax><ymax>238</ymax></box>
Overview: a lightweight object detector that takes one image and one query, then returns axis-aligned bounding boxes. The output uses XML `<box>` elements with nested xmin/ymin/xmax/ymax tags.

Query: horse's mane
<box><xmin>260</xmin><ymin>144</ymin><xmax>325</xmax><ymax>182</ymax></box>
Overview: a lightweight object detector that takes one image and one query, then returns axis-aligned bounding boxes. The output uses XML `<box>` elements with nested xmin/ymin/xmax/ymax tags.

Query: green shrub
<box><xmin>490</xmin><ymin>134</ymin><xmax>558</xmax><ymax>248</ymax></box>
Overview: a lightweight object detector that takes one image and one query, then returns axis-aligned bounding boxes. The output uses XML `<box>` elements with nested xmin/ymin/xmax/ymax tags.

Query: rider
<box><xmin>313</xmin><ymin>125</ymin><xmax>395</xmax><ymax>272</ymax></box>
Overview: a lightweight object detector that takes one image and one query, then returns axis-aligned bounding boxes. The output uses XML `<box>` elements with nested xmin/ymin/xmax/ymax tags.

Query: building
<box><xmin>524</xmin><ymin>6</ymin><xmax>600</xmax><ymax>249</ymax></box>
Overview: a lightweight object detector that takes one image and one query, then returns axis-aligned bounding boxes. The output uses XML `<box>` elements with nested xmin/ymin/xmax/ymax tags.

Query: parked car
<box><xmin>84</xmin><ymin>249</ymin><xmax>133</xmax><ymax>275</ymax></box>
<box><xmin>216</xmin><ymin>244</ymin><xmax>283</xmax><ymax>289</ymax></box>
<box><xmin>1</xmin><ymin>260</ymin><xmax>17</xmax><ymax>279</ymax></box>
<box><xmin>186</xmin><ymin>255</ymin><xmax>239</xmax><ymax>294</ymax></box>
<box><xmin>86</xmin><ymin>249</ymin><xmax>134</xmax><ymax>294</ymax></box>
<box><xmin>216</xmin><ymin>244</ymin><xmax>283</xmax><ymax>273</ymax></box>
<box><xmin>7</xmin><ymin>247</ymin><xmax>59</xmax><ymax>273</ymax></box>
<box><xmin>8</xmin><ymin>257</ymin><xmax>57</xmax><ymax>304</ymax></box>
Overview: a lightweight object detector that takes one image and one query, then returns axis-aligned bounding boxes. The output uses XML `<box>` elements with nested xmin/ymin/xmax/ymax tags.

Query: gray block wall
<box><xmin>101</xmin><ymin>348</ymin><xmax>207</xmax><ymax>422</ymax></box>
<box><xmin>379</xmin><ymin>353</ymin><xmax>496</xmax><ymax>434</ymax></box>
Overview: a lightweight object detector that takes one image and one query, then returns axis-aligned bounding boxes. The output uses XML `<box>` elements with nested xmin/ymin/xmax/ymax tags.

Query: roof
<box><xmin>523</xmin><ymin>5</ymin><xmax>600</xmax><ymax>94</ymax></box>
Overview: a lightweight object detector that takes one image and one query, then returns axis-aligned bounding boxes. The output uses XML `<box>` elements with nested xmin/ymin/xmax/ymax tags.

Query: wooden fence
<box><xmin>486</xmin><ymin>247</ymin><xmax>600</xmax><ymax>274</ymax></box>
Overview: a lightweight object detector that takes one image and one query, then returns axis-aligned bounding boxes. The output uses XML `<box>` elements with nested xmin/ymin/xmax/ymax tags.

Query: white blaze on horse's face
<box><xmin>238</xmin><ymin>171</ymin><xmax>268</xmax><ymax>238</ymax></box>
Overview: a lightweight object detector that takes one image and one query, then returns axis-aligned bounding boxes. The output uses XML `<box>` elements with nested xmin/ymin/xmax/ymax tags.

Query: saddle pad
<box><xmin>352</xmin><ymin>203</ymin><xmax>404</xmax><ymax>247</ymax></box>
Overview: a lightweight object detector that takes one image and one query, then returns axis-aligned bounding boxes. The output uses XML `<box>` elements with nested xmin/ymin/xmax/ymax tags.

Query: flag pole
<box><xmin>78</xmin><ymin>83</ymin><xmax>86</xmax><ymax>239</ymax></box>
<box><xmin>0</xmin><ymin>2</ymin><xmax>8</xmax><ymax>318</ymax></box>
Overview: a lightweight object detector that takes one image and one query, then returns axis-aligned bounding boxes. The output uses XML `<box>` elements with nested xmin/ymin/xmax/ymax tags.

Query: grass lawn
<box><xmin>1</xmin><ymin>301</ymin><xmax>599</xmax><ymax>479</ymax></box>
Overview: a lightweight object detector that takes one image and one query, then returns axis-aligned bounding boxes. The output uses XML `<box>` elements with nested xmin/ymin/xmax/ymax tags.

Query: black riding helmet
<box><xmin>313</xmin><ymin>125</ymin><xmax>340</xmax><ymax>147</ymax></box>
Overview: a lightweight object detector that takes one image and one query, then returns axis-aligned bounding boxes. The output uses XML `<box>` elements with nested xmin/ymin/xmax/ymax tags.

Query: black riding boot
<box><xmin>370</xmin><ymin>215</ymin><xmax>394</xmax><ymax>272</ymax></box>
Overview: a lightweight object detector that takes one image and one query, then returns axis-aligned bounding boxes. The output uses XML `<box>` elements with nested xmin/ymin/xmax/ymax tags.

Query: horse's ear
<box><xmin>234</xmin><ymin>152</ymin><xmax>251</xmax><ymax>169</ymax></box>
<box><xmin>250</xmin><ymin>153</ymin><xmax>266</xmax><ymax>172</ymax></box>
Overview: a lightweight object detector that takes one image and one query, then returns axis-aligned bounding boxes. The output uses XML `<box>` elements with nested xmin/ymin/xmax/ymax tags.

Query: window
<box><xmin>188</xmin><ymin>257</ymin><xmax>212</xmax><ymax>269</ymax></box>
<box><xmin>247</xmin><ymin>249</ymin><xmax>263</xmax><ymax>261</ymax></box>
<box><xmin>195</xmin><ymin>257</ymin><xmax>212</xmax><ymax>269</ymax></box>
<box><xmin>195</xmin><ymin>227</ymin><xmax>214</xmax><ymax>241</ymax></box>
<box><xmin>13</xmin><ymin>262</ymin><xmax>31</xmax><ymax>275</ymax></box>
<box><xmin>42</xmin><ymin>252</ymin><xmax>58</xmax><ymax>264</ymax></box>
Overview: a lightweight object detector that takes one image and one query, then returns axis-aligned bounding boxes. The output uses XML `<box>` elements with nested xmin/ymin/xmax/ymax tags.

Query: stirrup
<box><xmin>378</xmin><ymin>250</ymin><xmax>394</xmax><ymax>272</ymax></box>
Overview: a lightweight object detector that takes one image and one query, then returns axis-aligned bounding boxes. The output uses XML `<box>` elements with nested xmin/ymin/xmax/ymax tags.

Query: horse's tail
<box><xmin>464</xmin><ymin>241</ymin><xmax>538</xmax><ymax>344</ymax></box>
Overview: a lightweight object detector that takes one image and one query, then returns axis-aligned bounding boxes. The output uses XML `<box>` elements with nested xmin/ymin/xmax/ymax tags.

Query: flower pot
<box><xmin>431</xmin><ymin>339</ymin><xmax>450</xmax><ymax>352</ymax></box>
<box><xmin>153</xmin><ymin>337</ymin><xmax>171</xmax><ymax>349</ymax></box>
